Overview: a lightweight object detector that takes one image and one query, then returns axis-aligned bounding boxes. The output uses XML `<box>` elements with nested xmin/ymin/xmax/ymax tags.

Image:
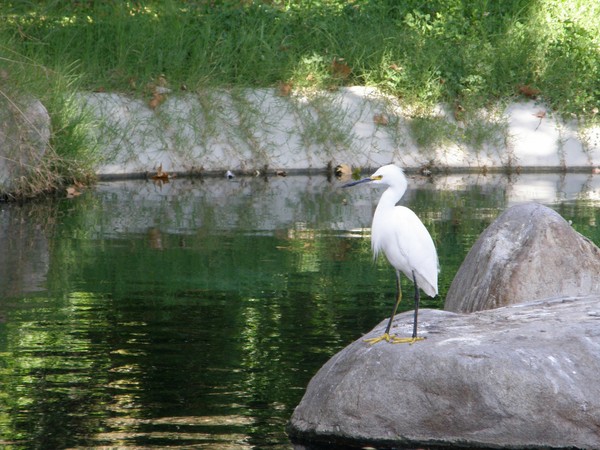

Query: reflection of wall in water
<box><xmin>88</xmin><ymin>173</ymin><xmax>600</xmax><ymax>237</ymax></box>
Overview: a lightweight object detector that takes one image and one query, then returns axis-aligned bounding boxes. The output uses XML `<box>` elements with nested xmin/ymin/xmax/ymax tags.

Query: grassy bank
<box><xmin>0</xmin><ymin>0</ymin><xmax>599</xmax><ymax>197</ymax></box>
<box><xmin>2</xmin><ymin>0</ymin><xmax>599</xmax><ymax>118</ymax></box>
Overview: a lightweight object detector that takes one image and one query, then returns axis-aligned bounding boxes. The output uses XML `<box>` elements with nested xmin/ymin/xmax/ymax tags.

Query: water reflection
<box><xmin>0</xmin><ymin>203</ymin><xmax>53</xmax><ymax>298</ymax></box>
<box><xmin>0</xmin><ymin>172</ymin><xmax>599</xmax><ymax>448</ymax></box>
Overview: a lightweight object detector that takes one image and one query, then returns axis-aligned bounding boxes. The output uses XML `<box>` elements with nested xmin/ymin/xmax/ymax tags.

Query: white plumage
<box><xmin>370</xmin><ymin>165</ymin><xmax>438</xmax><ymax>297</ymax></box>
<box><xmin>343</xmin><ymin>164</ymin><xmax>439</xmax><ymax>343</ymax></box>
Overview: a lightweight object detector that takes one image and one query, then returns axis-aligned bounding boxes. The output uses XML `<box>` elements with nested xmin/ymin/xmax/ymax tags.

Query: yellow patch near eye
<box><xmin>371</xmin><ymin>175</ymin><xmax>383</xmax><ymax>180</ymax></box>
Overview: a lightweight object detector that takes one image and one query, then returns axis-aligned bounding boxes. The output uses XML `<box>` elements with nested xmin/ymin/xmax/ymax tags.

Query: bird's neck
<box><xmin>372</xmin><ymin>186</ymin><xmax>405</xmax><ymax>258</ymax></box>
<box><xmin>375</xmin><ymin>186</ymin><xmax>404</xmax><ymax>212</ymax></box>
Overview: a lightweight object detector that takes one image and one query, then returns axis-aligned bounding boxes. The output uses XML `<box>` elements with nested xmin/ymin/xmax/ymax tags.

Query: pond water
<box><xmin>1</xmin><ymin>172</ymin><xmax>599</xmax><ymax>449</ymax></box>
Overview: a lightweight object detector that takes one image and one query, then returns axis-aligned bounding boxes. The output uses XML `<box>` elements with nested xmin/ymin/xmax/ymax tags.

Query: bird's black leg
<box><xmin>388</xmin><ymin>271</ymin><xmax>425</xmax><ymax>344</ymax></box>
<box><xmin>411</xmin><ymin>270</ymin><xmax>420</xmax><ymax>339</ymax></box>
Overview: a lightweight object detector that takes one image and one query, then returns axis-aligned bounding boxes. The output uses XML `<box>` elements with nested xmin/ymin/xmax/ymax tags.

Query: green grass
<box><xmin>2</xmin><ymin>0</ymin><xmax>599</xmax><ymax>119</ymax></box>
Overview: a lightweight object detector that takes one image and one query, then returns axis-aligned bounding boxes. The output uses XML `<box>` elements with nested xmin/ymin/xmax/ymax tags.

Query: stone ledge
<box><xmin>76</xmin><ymin>87</ymin><xmax>600</xmax><ymax>176</ymax></box>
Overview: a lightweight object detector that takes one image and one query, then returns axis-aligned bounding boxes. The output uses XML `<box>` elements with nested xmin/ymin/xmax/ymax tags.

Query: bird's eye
<box><xmin>371</xmin><ymin>175</ymin><xmax>383</xmax><ymax>181</ymax></box>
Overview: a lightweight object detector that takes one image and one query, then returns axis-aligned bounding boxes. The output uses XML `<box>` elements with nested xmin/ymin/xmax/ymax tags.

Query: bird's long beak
<box><xmin>341</xmin><ymin>177</ymin><xmax>372</xmax><ymax>188</ymax></box>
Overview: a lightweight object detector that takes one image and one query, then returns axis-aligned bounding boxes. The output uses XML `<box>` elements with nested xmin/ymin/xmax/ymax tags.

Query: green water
<box><xmin>1</xmin><ymin>173</ymin><xmax>599</xmax><ymax>449</ymax></box>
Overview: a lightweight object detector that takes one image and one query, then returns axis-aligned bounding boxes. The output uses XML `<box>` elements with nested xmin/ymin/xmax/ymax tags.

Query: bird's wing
<box><xmin>388</xmin><ymin>206</ymin><xmax>439</xmax><ymax>297</ymax></box>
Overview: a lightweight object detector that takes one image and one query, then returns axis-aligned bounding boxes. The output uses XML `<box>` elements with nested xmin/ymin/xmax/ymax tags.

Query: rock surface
<box><xmin>445</xmin><ymin>202</ymin><xmax>600</xmax><ymax>313</ymax></box>
<box><xmin>288</xmin><ymin>296</ymin><xmax>600</xmax><ymax>449</ymax></box>
<box><xmin>0</xmin><ymin>97</ymin><xmax>51</xmax><ymax>194</ymax></box>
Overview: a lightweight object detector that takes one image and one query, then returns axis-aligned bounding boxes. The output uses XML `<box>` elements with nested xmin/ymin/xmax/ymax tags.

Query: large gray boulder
<box><xmin>288</xmin><ymin>296</ymin><xmax>600</xmax><ymax>449</ymax></box>
<box><xmin>445</xmin><ymin>202</ymin><xmax>600</xmax><ymax>313</ymax></box>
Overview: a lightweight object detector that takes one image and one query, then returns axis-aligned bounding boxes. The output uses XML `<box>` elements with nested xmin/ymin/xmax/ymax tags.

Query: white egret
<box><xmin>343</xmin><ymin>164</ymin><xmax>439</xmax><ymax>344</ymax></box>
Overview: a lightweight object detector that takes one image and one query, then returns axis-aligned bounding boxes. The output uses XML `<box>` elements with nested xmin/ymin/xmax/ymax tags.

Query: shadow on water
<box><xmin>1</xmin><ymin>172</ymin><xmax>599</xmax><ymax>448</ymax></box>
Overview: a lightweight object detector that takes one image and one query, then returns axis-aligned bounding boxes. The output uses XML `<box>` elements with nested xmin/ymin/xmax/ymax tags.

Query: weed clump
<box><xmin>0</xmin><ymin>52</ymin><xmax>95</xmax><ymax>200</ymax></box>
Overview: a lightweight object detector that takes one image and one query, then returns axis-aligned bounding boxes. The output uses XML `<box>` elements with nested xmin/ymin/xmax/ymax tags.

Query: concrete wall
<box><xmin>78</xmin><ymin>87</ymin><xmax>600</xmax><ymax>176</ymax></box>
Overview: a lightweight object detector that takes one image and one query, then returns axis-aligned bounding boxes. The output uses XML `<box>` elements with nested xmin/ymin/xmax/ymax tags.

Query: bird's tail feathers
<box><xmin>416</xmin><ymin>273</ymin><xmax>438</xmax><ymax>298</ymax></box>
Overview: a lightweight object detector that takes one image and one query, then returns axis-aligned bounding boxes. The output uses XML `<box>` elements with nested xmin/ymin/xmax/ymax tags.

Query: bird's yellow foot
<box><xmin>364</xmin><ymin>333</ymin><xmax>426</xmax><ymax>345</ymax></box>
<box><xmin>392</xmin><ymin>336</ymin><xmax>426</xmax><ymax>345</ymax></box>
<box><xmin>363</xmin><ymin>333</ymin><xmax>394</xmax><ymax>345</ymax></box>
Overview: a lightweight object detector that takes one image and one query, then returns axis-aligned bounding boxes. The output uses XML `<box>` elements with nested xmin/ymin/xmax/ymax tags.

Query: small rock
<box><xmin>334</xmin><ymin>163</ymin><xmax>351</xmax><ymax>178</ymax></box>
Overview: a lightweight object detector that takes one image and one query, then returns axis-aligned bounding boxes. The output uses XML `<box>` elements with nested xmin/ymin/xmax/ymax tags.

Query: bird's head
<box><xmin>342</xmin><ymin>164</ymin><xmax>405</xmax><ymax>188</ymax></box>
